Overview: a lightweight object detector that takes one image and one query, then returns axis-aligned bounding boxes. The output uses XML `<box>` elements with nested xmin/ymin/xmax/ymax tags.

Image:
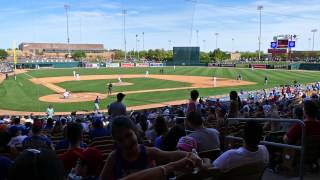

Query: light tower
<box><xmin>185</xmin><ymin>0</ymin><xmax>198</xmax><ymax>45</ymax></box>
<box><xmin>311</xmin><ymin>29</ymin><xmax>318</xmax><ymax>51</ymax></box>
<box><xmin>257</xmin><ymin>5</ymin><xmax>263</xmax><ymax>60</ymax></box>
<box><xmin>122</xmin><ymin>9</ymin><xmax>127</xmax><ymax>60</ymax></box>
<box><xmin>64</xmin><ymin>5</ymin><xmax>71</xmax><ymax>57</ymax></box>
<box><xmin>214</xmin><ymin>33</ymin><xmax>219</xmax><ymax>50</ymax></box>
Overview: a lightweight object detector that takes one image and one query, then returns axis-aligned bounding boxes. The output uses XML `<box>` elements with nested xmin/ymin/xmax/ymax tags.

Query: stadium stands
<box><xmin>0</xmin><ymin>82</ymin><xmax>320</xmax><ymax>180</ymax></box>
<box><xmin>0</xmin><ymin>61</ymin><xmax>13</xmax><ymax>73</ymax></box>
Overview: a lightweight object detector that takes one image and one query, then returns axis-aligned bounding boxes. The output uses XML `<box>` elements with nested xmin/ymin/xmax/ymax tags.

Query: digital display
<box><xmin>277</xmin><ymin>40</ymin><xmax>288</xmax><ymax>48</ymax></box>
<box><xmin>268</xmin><ymin>48</ymin><xmax>287</xmax><ymax>54</ymax></box>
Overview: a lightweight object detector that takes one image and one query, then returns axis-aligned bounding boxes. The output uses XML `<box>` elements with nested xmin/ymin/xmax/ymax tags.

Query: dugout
<box><xmin>172</xmin><ymin>47</ymin><xmax>200</xmax><ymax>66</ymax></box>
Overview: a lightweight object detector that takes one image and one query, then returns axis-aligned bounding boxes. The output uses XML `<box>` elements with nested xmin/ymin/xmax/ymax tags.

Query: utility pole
<box><xmin>64</xmin><ymin>5</ymin><xmax>71</xmax><ymax>57</ymax></box>
<box><xmin>257</xmin><ymin>5</ymin><xmax>263</xmax><ymax>60</ymax></box>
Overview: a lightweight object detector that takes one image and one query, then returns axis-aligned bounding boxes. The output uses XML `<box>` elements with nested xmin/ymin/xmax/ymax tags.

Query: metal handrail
<box><xmin>226</xmin><ymin>118</ymin><xmax>305</xmax><ymax>180</ymax></box>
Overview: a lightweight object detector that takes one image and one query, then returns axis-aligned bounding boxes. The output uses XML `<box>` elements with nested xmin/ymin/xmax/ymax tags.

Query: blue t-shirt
<box><xmin>154</xmin><ymin>136</ymin><xmax>163</xmax><ymax>149</ymax></box>
<box><xmin>22</xmin><ymin>135</ymin><xmax>52</xmax><ymax>150</ymax></box>
<box><xmin>0</xmin><ymin>156</ymin><xmax>12</xmax><ymax>180</ymax></box>
<box><xmin>55</xmin><ymin>139</ymin><xmax>87</xmax><ymax>150</ymax></box>
<box><xmin>89</xmin><ymin>128</ymin><xmax>109</xmax><ymax>139</ymax></box>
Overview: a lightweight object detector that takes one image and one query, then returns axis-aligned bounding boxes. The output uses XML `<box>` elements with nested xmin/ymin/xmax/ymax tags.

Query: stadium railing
<box><xmin>226</xmin><ymin>118</ymin><xmax>305</xmax><ymax>180</ymax></box>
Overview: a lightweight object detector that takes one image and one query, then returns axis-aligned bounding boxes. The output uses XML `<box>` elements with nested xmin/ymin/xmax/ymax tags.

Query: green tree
<box><xmin>210</xmin><ymin>49</ymin><xmax>230</xmax><ymax>62</ymax></box>
<box><xmin>200</xmin><ymin>51</ymin><xmax>210</xmax><ymax>63</ymax></box>
<box><xmin>72</xmin><ymin>51</ymin><xmax>86</xmax><ymax>60</ymax></box>
<box><xmin>0</xmin><ymin>49</ymin><xmax>8</xmax><ymax>59</ymax></box>
<box><xmin>112</xmin><ymin>50</ymin><xmax>125</xmax><ymax>60</ymax></box>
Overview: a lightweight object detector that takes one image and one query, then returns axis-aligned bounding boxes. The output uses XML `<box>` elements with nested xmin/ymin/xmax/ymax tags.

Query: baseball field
<box><xmin>0</xmin><ymin>66</ymin><xmax>319</xmax><ymax>115</ymax></box>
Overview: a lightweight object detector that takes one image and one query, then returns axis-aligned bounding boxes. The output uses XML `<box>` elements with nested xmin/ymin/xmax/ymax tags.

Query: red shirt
<box><xmin>59</xmin><ymin>147</ymin><xmax>83</xmax><ymax>174</ymax></box>
<box><xmin>187</xmin><ymin>100</ymin><xmax>198</xmax><ymax>113</ymax></box>
<box><xmin>286</xmin><ymin>120</ymin><xmax>320</xmax><ymax>144</ymax></box>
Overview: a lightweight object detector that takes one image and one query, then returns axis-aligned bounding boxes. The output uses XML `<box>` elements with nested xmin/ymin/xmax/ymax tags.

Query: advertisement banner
<box><xmin>251</xmin><ymin>64</ymin><xmax>267</xmax><ymax>69</ymax></box>
<box><xmin>106</xmin><ymin>63</ymin><xmax>120</xmax><ymax>68</ymax></box>
<box><xmin>135</xmin><ymin>63</ymin><xmax>149</xmax><ymax>67</ymax></box>
<box><xmin>149</xmin><ymin>63</ymin><xmax>164</xmax><ymax>67</ymax></box>
<box><xmin>121</xmin><ymin>63</ymin><xmax>135</xmax><ymax>67</ymax></box>
<box><xmin>220</xmin><ymin>64</ymin><xmax>235</xmax><ymax>67</ymax></box>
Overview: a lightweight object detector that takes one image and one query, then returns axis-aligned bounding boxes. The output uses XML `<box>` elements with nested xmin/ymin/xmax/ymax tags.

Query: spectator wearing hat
<box><xmin>108</xmin><ymin>93</ymin><xmax>127</xmax><ymax>119</ymax></box>
<box><xmin>89</xmin><ymin>119</ymin><xmax>109</xmax><ymax>140</ymax></box>
<box><xmin>176</xmin><ymin>136</ymin><xmax>198</xmax><ymax>152</ymax></box>
<box><xmin>67</xmin><ymin>148</ymin><xmax>103</xmax><ymax>180</ymax></box>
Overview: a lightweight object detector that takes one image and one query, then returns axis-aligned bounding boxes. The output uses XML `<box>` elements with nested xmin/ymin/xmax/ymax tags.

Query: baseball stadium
<box><xmin>1</xmin><ymin>1</ymin><xmax>320</xmax><ymax>180</ymax></box>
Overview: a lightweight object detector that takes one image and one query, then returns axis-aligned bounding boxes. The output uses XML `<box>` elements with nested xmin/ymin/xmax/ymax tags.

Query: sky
<box><xmin>0</xmin><ymin>0</ymin><xmax>320</xmax><ymax>52</ymax></box>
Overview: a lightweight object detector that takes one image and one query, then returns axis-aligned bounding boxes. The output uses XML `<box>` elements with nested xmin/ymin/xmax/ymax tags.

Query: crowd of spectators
<box><xmin>0</xmin><ymin>80</ymin><xmax>319</xmax><ymax>179</ymax></box>
<box><xmin>0</xmin><ymin>62</ymin><xmax>13</xmax><ymax>73</ymax></box>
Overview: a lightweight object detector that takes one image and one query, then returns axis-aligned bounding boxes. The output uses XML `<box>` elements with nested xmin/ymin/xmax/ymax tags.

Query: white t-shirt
<box><xmin>213</xmin><ymin>145</ymin><xmax>269</xmax><ymax>172</ymax></box>
<box><xmin>8</xmin><ymin>135</ymin><xmax>28</xmax><ymax>148</ymax></box>
<box><xmin>47</xmin><ymin>108</ymin><xmax>54</xmax><ymax>118</ymax></box>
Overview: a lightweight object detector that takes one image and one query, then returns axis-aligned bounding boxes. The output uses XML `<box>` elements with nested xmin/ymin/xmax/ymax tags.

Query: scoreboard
<box><xmin>277</xmin><ymin>40</ymin><xmax>289</xmax><ymax>48</ymax></box>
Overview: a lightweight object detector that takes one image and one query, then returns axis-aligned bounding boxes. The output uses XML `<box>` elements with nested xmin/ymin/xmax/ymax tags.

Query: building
<box><xmin>230</xmin><ymin>52</ymin><xmax>241</xmax><ymax>61</ymax></box>
<box><xmin>18</xmin><ymin>42</ymin><xmax>115</xmax><ymax>60</ymax></box>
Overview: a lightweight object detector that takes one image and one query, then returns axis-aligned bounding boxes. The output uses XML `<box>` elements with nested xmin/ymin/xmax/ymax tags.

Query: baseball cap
<box><xmin>117</xmin><ymin>93</ymin><xmax>125</xmax><ymax>99</ymax></box>
<box><xmin>75</xmin><ymin>148</ymin><xmax>103</xmax><ymax>173</ymax></box>
<box><xmin>177</xmin><ymin>136</ymin><xmax>198</xmax><ymax>152</ymax></box>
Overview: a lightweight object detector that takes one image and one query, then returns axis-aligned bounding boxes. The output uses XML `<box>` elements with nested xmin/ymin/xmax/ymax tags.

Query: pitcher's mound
<box><xmin>39</xmin><ymin>93</ymin><xmax>108</xmax><ymax>103</ymax></box>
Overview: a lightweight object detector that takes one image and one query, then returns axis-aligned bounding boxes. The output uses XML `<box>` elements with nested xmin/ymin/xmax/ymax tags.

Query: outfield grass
<box><xmin>0</xmin><ymin>67</ymin><xmax>319</xmax><ymax>112</ymax></box>
<box><xmin>57</xmin><ymin>78</ymin><xmax>191</xmax><ymax>93</ymax></box>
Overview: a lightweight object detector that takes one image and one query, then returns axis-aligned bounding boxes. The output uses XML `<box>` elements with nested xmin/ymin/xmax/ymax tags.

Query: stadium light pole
<box><xmin>202</xmin><ymin>40</ymin><xmax>206</xmax><ymax>52</ymax></box>
<box><xmin>142</xmin><ymin>32</ymin><xmax>145</xmax><ymax>51</ymax></box>
<box><xmin>122</xmin><ymin>9</ymin><xmax>127</xmax><ymax>60</ymax></box>
<box><xmin>308</xmin><ymin>38</ymin><xmax>311</xmax><ymax>51</ymax></box>
<box><xmin>257</xmin><ymin>5</ymin><xmax>263</xmax><ymax>61</ymax></box>
<box><xmin>64</xmin><ymin>5</ymin><xmax>71</xmax><ymax>58</ymax></box>
<box><xmin>196</xmin><ymin>30</ymin><xmax>199</xmax><ymax>46</ymax></box>
<box><xmin>311</xmin><ymin>29</ymin><xmax>317</xmax><ymax>51</ymax></box>
<box><xmin>185</xmin><ymin>0</ymin><xmax>198</xmax><ymax>45</ymax></box>
<box><xmin>135</xmin><ymin>34</ymin><xmax>138</xmax><ymax>59</ymax></box>
<box><xmin>232</xmin><ymin>38</ymin><xmax>235</xmax><ymax>52</ymax></box>
<box><xmin>214</xmin><ymin>33</ymin><xmax>219</xmax><ymax>50</ymax></box>
<box><xmin>137</xmin><ymin>39</ymin><xmax>140</xmax><ymax>60</ymax></box>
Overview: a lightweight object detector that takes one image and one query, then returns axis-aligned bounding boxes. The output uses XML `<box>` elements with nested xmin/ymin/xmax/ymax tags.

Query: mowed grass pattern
<box><xmin>57</xmin><ymin>78</ymin><xmax>192</xmax><ymax>93</ymax></box>
<box><xmin>0</xmin><ymin>67</ymin><xmax>319</xmax><ymax>112</ymax></box>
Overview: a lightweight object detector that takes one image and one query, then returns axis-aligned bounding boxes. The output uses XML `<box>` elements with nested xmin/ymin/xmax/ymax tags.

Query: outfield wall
<box><xmin>289</xmin><ymin>63</ymin><xmax>320</xmax><ymax>70</ymax></box>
